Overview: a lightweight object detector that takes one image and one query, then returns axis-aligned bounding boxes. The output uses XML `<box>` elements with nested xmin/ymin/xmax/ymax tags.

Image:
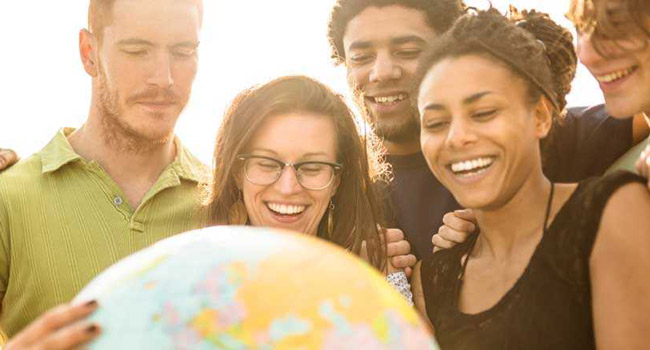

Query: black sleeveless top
<box><xmin>421</xmin><ymin>171</ymin><xmax>645</xmax><ymax>350</ymax></box>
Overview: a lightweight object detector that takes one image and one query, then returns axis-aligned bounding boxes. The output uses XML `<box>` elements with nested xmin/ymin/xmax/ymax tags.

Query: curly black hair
<box><xmin>414</xmin><ymin>8</ymin><xmax>577</xmax><ymax>118</ymax></box>
<box><xmin>327</xmin><ymin>0</ymin><xmax>465</xmax><ymax>65</ymax></box>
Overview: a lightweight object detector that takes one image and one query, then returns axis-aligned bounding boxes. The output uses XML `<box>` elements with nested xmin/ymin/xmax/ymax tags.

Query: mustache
<box><xmin>126</xmin><ymin>88</ymin><xmax>179</xmax><ymax>104</ymax></box>
<box><xmin>347</xmin><ymin>77</ymin><xmax>409</xmax><ymax>99</ymax></box>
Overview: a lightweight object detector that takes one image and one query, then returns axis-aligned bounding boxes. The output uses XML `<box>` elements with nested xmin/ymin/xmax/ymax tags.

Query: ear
<box><xmin>79</xmin><ymin>29</ymin><xmax>99</xmax><ymax>77</ymax></box>
<box><xmin>533</xmin><ymin>97</ymin><xmax>554</xmax><ymax>139</ymax></box>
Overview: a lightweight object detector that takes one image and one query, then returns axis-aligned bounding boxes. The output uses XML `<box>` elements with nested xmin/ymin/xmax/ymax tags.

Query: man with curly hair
<box><xmin>327</xmin><ymin>0</ymin><xmax>465</xmax><ymax>260</ymax></box>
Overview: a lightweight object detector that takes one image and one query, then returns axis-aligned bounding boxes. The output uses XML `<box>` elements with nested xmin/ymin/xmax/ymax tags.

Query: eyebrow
<box><xmin>423</xmin><ymin>91</ymin><xmax>493</xmax><ymax>111</ymax></box>
<box><xmin>348</xmin><ymin>35</ymin><xmax>427</xmax><ymax>51</ymax></box>
<box><xmin>116</xmin><ymin>38</ymin><xmax>154</xmax><ymax>46</ymax></box>
<box><xmin>116</xmin><ymin>39</ymin><xmax>200</xmax><ymax>49</ymax></box>
<box><xmin>249</xmin><ymin>149</ymin><xmax>329</xmax><ymax>159</ymax></box>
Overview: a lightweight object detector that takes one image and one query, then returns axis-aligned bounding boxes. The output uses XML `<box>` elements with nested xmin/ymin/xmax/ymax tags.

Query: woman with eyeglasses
<box><xmin>204</xmin><ymin>75</ymin><xmax>414</xmax><ymax>298</ymax></box>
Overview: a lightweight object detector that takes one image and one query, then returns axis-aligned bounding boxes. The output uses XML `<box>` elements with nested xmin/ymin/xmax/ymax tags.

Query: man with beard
<box><xmin>0</xmin><ymin>0</ymin><xmax>206</xmax><ymax>346</ymax></box>
<box><xmin>327</xmin><ymin>0</ymin><xmax>466</xmax><ymax>260</ymax></box>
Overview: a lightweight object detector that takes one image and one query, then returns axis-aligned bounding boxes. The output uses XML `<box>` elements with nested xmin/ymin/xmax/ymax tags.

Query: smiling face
<box><xmin>342</xmin><ymin>5</ymin><xmax>436</xmax><ymax>143</ymax></box>
<box><xmin>418</xmin><ymin>55</ymin><xmax>550</xmax><ymax>210</ymax></box>
<box><xmin>240</xmin><ymin>112</ymin><xmax>340</xmax><ymax>236</ymax></box>
<box><xmin>575</xmin><ymin>1</ymin><xmax>650</xmax><ymax>118</ymax></box>
<box><xmin>93</xmin><ymin>0</ymin><xmax>201</xmax><ymax>147</ymax></box>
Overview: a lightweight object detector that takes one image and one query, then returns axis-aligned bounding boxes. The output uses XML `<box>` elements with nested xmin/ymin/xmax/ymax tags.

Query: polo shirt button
<box><xmin>113</xmin><ymin>196</ymin><xmax>123</xmax><ymax>206</ymax></box>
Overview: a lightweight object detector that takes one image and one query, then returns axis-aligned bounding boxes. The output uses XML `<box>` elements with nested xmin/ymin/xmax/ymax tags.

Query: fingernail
<box><xmin>84</xmin><ymin>300</ymin><xmax>98</xmax><ymax>308</ymax></box>
<box><xmin>86</xmin><ymin>324</ymin><xmax>99</xmax><ymax>334</ymax></box>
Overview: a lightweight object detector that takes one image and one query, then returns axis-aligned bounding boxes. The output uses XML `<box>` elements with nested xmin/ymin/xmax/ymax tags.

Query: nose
<box><xmin>147</xmin><ymin>52</ymin><xmax>174</xmax><ymax>88</ymax></box>
<box><xmin>576</xmin><ymin>32</ymin><xmax>603</xmax><ymax>69</ymax></box>
<box><xmin>273</xmin><ymin>166</ymin><xmax>303</xmax><ymax>195</ymax></box>
<box><xmin>445</xmin><ymin>118</ymin><xmax>477</xmax><ymax>149</ymax></box>
<box><xmin>369</xmin><ymin>52</ymin><xmax>402</xmax><ymax>83</ymax></box>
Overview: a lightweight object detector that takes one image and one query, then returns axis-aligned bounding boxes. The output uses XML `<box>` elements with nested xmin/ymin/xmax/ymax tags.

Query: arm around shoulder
<box><xmin>590</xmin><ymin>181</ymin><xmax>650</xmax><ymax>349</ymax></box>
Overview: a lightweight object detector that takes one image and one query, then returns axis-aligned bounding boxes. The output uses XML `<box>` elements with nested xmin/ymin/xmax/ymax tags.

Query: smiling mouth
<box><xmin>449</xmin><ymin>157</ymin><xmax>496</xmax><ymax>177</ymax></box>
<box><xmin>266</xmin><ymin>202</ymin><xmax>307</xmax><ymax>216</ymax></box>
<box><xmin>368</xmin><ymin>93</ymin><xmax>409</xmax><ymax>105</ymax></box>
<box><xmin>595</xmin><ymin>66</ymin><xmax>638</xmax><ymax>83</ymax></box>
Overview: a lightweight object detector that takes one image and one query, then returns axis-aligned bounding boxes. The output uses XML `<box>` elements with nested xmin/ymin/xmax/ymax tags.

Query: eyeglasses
<box><xmin>237</xmin><ymin>154</ymin><xmax>342</xmax><ymax>191</ymax></box>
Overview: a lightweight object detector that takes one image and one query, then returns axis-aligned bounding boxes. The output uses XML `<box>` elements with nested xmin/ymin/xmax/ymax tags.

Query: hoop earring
<box><xmin>228</xmin><ymin>189</ymin><xmax>248</xmax><ymax>225</ymax></box>
<box><xmin>326</xmin><ymin>200</ymin><xmax>335</xmax><ymax>237</ymax></box>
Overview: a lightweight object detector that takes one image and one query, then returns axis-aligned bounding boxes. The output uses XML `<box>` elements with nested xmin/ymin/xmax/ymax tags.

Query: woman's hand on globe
<box><xmin>5</xmin><ymin>300</ymin><xmax>100</xmax><ymax>350</ymax></box>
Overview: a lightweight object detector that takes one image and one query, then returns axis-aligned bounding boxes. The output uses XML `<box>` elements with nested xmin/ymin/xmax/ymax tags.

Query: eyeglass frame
<box><xmin>236</xmin><ymin>154</ymin><xmax>343</xmax><ymax>191</ymax></box>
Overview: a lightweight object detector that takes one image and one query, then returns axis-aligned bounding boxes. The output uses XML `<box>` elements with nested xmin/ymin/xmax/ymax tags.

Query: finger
<box><xmin>384</xmin><ymin>228</ymin><xmax>405</xmax><ymax>243</ymax></box>
<box><xmin>404</xmin><ymin>266</ymin><xmax>413</xmax><ymax>279</ymax></box>
<box><xmin>10</xmin><ymin>301</ymin><xmax>98</xmax><ymax>347</ymax></box>
<box><xmin>391</xmin><ymin>254</ymin><xmax>417</xmax><ymax>269</ymax></box>
<box><xmin>436</xmin><ymin>226</ymin><xmax>473</xmax><ymax>244</ymax></box>
<box><xmin>452</xmin><ymin>209</ymin><xmax>477</xmax><ymax>223</ymax></box>
<box><xmin>387</xmin><ymin>240</ymin><xmax>411</xmax><ymax>257</ymax></box>
<box><xmin>442</xmin><ymin>213</ymin><xmax>476</xmax><ymax>233</ymax></box>
<box><xmin>635</xmin><ymin>157</ymin><xmax>645</xmax><ymax>176</ymax></box>
<box><xmin>433</xmin><ymin>246</ymin><xmax>441</xmax><ymax>254</ymax></box>
<box><xmin>35</xmin><ymin>322</ymin><xmax>101</xmax><ymax>350</ymax></box>
<box><xmin>0</xmin><ymin>149</ymin><xmax>18</xmax><ymax>170</ymax></box>
<box><xmin>432</xmin><ymin>234</ymin><xmax>458</xmax><ymax>250</ymax></box>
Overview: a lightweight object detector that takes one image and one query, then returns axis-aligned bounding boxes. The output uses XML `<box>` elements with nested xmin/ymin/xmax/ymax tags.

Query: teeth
<box><xmin>596</xmin><ymin>67</ymin><xmax>635</xmax><ymax>83</ymax></box>
<box><xmin>373</xmin><ymin>94</ymin><xmax>407</xmax><ymax>104</ymax></box>
<box><xmin>450</xmin><ymin>157</ymin><xmax>495</xmax><ymax>174</ymax></box>
<box><xmin>267</xmin><ymin>203</ymin><xmax>306</xmax><ymax>215</ymax></box>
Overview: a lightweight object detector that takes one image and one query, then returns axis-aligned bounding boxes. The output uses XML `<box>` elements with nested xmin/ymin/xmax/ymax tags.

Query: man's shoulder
<box><xmin>0</xmin><ymin>152</ymin><xmax>45</xmax><ymax>186</ymax></box>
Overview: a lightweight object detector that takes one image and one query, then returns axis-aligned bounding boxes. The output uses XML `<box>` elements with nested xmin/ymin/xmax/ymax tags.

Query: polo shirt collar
<box><xmin>41</xmin><ymin>128</ymin><xmax>82</xmax><ymax>174</ymax></box>
<box><xmin>41</xmin><ymin>128</ymin><xmax>208</xmax><ymax>184</ymax></box>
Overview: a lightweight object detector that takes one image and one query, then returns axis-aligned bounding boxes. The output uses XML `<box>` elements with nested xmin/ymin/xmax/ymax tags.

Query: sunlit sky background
<box><xmin>0</xmin><ymin>0</ymin><xmax>604</xmax><ymax>165</ymax></box>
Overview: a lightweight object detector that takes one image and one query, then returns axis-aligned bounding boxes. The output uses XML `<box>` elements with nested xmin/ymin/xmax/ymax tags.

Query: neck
<box><xmin>384</xmin><ymin>137</ymin><xmax>421</xmax><ymax>156</ymax></box>
<box><xmin>473</xmin><ymin>167</ymin><xmax>551</xmax><ymax>260</ymax></box>
<box><xmin>68</xmin><ymin>105</ymin><xmax>177</xmax><ymax>208</ymax></box>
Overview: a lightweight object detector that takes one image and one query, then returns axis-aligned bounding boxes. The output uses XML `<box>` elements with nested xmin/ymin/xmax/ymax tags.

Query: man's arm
<box><xmin>0</xmin><ymin>149</ymin><xmax>19</xmax><ymax>171</ymax></box>
<box><xmin>591</xmin><ymin>182</ymin><xmax>650</xmax><ymax>349</ymax></box>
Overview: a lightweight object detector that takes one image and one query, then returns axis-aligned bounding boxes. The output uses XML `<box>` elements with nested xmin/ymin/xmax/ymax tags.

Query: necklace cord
<box><xmin>459</xmin><ymin>182</ymin><xmax>556</xmax><ymax>280</ymax></box>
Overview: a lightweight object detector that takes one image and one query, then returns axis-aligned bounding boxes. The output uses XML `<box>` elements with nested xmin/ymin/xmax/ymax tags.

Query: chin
<box><xmin>604</xmin><ymin>96</ymin><xmax>645</xmax><ymax>119</ymax></box>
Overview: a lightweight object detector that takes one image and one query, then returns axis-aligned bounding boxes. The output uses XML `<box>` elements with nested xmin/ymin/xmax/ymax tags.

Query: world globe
<box><xmin>74</xmin><ymin>226</ymin><xmax>438</xmax><ymax>349</ymax></box>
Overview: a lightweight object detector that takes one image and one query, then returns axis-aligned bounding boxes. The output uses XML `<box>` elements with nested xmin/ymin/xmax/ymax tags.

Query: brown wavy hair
<box><xmin>205</xmin><ymin>76</ymin><xmax>388</xmax><ymax>269</ymax></box>
<box><xmin>567</xmin><ymin>0</ymin><xmax>650</xmax><ymax>57</ymax></box>
<box><xmin>327</xmin><ymin>0</ymin><xmax>466</xmax><ymax>65</ymax></box>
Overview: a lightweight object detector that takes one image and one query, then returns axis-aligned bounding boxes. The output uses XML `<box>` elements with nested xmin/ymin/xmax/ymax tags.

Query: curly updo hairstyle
<box><xmin>414</xmin><ymin>8</ymin><xmax>577</xmax><ymax>121</ymax></box>
<box><xmin>327</xmin><ymin>0</ymin><xmax>465</xmax><ymax>65</ymax></box>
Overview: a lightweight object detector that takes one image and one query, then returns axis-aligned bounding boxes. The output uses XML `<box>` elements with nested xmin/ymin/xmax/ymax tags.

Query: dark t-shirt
<box><xmin>384</xmin><ymin>152</ymin><xmax>461</xmax><ymax>260</ymax></box>
<box><xmin>543</xmin><ymin>105</ymin><xmax>633</xmax><ymax>182</ymax></box>
<box><xmin>420</xmin><ymin>171</ymin><xmax>644</xmax><ymax>350</ymax></box>
<box><xmin>384</xmin><ymin>104</ymin><xmax>632</xmax><ymax>261</ymax></box>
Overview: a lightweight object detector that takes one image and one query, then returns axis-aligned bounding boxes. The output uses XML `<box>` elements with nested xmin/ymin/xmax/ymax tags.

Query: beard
<box><xmin>96</xmin><ymin>69</ymin><xmax>178</xmax><ymax>154</ymax></box>
<box><xmin>350</xmin><ymin>82</ymin><xmax>420</xmax><ymax>144</ymax></box>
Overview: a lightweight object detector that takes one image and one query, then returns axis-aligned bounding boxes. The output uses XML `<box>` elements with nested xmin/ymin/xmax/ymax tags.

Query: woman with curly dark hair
<box><xmin>410</xmin><ymin>9</ymin><xmax>650</xmax><ymax>349</ymax></box>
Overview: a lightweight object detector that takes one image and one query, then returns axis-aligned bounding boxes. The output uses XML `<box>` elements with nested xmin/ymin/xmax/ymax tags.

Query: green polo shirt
<box><xmin>606</xmin><ymin>136</ymin><xmax>649</xmax><ymax>174</ymax></box>
<box><xmin>0</xmin><ymin>128</ymin><xmax>210</xmax><ymax>338</ymax></box>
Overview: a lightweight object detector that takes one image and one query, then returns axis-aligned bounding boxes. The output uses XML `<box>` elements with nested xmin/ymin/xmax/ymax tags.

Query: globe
<box><xmin>74</xmin><ymin>226</ymin><xmax>438</xmax><ymax>349</ymax></box>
